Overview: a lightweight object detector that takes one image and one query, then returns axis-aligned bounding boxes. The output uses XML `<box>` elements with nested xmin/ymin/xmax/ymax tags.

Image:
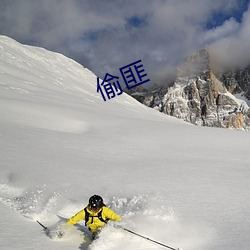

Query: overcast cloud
<box><xmin>0</xmin><ymin>0</ymin><xmax>249</xmax><ymax>86</ymax></box>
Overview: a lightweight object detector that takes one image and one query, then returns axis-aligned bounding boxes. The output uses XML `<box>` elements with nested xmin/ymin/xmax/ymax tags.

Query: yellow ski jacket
<box><xmin>67</xmin><ymin>206</ymin><xmax>121</xmax><ymax>233</ymax></box>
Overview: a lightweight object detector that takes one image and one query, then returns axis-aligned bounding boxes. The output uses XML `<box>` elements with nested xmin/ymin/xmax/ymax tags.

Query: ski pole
<box><xmin>122</xmin><ymin>227</ymin><xmax>180</xmax><ymax>250</ymax></box>
<box><xmin>37</xmin><ymin>220</ymin><xmax>48</xmax><ymax>231</ymax></box>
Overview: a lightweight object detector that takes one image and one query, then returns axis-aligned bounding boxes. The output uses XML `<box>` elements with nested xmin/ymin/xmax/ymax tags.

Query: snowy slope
<box><xmin>0</xmin><ymin>36</ymin><xmax>250</xmax><ymax>250</ymax></box>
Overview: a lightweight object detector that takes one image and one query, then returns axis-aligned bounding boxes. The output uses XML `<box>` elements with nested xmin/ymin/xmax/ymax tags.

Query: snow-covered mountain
<box><xmin>0</xmin><ymin>36</ymin><xmax>250</xmax><ymax>250</ymax></box>
<box><xmin>129</xmin><ymin>49</ymin><xmax>250</xmax><ymax>130</ymax></box>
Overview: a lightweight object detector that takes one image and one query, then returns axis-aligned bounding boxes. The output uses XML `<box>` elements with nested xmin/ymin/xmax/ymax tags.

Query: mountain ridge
<box><xmin>127</xmin><ymin>48</ymin><xmax>250</xmax><ymax>130</ymax></box>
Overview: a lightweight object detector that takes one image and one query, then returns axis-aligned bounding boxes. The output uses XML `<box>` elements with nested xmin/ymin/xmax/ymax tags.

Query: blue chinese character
<box><xmin>119</xmin><ymin>60</ymin><xmax>150</xmax><ymax>89</ymax></box>
<box><xmin>97</xmin><ymin>73</ymin><xmax>123</xmax><ymax>101</ymax></box>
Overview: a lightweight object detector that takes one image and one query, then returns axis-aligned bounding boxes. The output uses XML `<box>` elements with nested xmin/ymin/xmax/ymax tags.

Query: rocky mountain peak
<box><xmin>177</xmin><ymin>48</ymin><xmax>210</xmax><ymax>78</ymax></box>
<box><xmin>129</xmin><ymin>49</ymin><xmax>250</xmax><ymax>130</ymax></box>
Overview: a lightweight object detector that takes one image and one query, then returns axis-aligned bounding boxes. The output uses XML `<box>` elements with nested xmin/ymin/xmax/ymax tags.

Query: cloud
<box><xmin>200</xmin><ymin>18</ymin><xmax>240</xmax><ymax>45</ymax></box>
<box><xmin>209</xmin><ymin>4</ymin><xmax>250</xmax><ymax>69</ymax></box>
<box><xmin>0</xmin><ymin>0</ymin><xmax>249</xmax><ymax>87</ymax></box>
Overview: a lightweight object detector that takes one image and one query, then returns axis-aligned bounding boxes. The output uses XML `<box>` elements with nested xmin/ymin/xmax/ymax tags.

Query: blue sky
<box><xmin>206</xmin><ymin>0</ymin><xmax>249</xmax><ymax>28</ymax></box>
<box><xmin>0</xmin><ymin>0</ymin><xmax>249</xmax><ymax>86</ymax></box>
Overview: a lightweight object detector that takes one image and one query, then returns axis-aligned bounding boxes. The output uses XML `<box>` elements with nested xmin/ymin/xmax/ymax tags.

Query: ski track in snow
<box><xmin>0</xmin><ymin>99</ymin><xmax>91</xmax><ymax>134</ymax></box>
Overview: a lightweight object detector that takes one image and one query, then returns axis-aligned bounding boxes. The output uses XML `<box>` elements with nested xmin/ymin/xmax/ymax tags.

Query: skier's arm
<box><xmin>67</xmin><ymin>209</ymin><xmax>85</xmax><ymax>225</ymax></box>
<box><xmin>104</xmin><ymin>207</ymin><xmax>122</xmax><ymax>222</ymax></box>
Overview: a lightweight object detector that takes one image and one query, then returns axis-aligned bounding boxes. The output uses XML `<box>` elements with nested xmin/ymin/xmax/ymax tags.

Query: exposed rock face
<box><xmin>129</xmin><ymin>49</ymin><xmax>250</xmax><ymax>130</ymax></box>
<box><xmin>218</xmin><ymin>66</ymin><xmax>250</xmax><ymax>100</ymax></box>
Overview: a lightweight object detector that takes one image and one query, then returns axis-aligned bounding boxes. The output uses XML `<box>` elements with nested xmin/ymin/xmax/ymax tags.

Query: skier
<box><xmin>66</xmin><ymin>194</ymin><xmax>121</xmax><ymax>239</ymax></box>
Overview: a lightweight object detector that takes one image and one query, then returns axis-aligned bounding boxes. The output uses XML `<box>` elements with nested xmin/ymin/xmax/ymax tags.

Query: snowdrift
<box><xmin>0</xmin><ymin>36</ymin><xmax>250</xmax><ymax>250</ymax></box>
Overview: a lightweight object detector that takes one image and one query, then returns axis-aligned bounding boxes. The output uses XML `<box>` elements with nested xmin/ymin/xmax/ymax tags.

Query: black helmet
<box><xmin>89</xmin><ymin>195</ymin><xmax>104</xmax><ymax>210</ymax></box>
